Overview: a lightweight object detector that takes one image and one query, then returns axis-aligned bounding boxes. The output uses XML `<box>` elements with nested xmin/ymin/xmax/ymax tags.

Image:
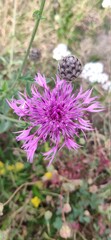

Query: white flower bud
<box><xmin>44</xmin><ymin>210</ymin><xmax>52</xmax><ymax>221</ymax></box>
<box><xmin>59</xmin><ymin>223</ymin><xmax>72</xmax><ymax>239</ymax></box>
<box><xmin>63</xmin><ymin>203</ymin><xmax>71</xmax><ymax>213</ymax></box>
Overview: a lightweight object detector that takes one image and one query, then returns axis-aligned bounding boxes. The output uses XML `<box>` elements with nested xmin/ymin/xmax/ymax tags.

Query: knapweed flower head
<box><xmin>8</xmin><ymin>73</ymin><xmax>103</xmax><ymax>165</ymax></box>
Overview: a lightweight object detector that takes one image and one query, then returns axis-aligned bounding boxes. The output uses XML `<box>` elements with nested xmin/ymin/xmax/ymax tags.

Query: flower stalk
<box><xmin>16</xmin><ymin>0</ymin><xmax>46</xmax><ymax>81</ymax></box>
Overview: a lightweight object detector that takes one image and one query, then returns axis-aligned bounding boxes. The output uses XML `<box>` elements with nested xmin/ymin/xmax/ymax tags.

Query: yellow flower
<box><xmin>0</xmin><ymin>161</ymin><xmax>4</xmax><ymax>168</ymax></box>
<box><xmin>0</xmin><ymin>168</ymin><xmax>5</xmax><ymax>175</ymax></box>
<box><xmin>15</xmin><ymin>162</ymin><xmax>24</xmax><ymax>172</ymax></box>
<box><xmin>6</xmin><ymin>165</ymin><xmax>15</xmax><ymax>171</ymax></box>
<box><xmin>31</xmin><ymin>196</ymin><xmax>41</xmax><ymax>208</ymax></box>
<box><xmin>42</xmin><ymin>172</ymin><xmax>53</xmax><ymax>181</ymax></box>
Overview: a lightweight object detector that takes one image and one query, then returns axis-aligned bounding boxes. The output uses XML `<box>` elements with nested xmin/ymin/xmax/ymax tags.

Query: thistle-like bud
<box><xmin>29</xmin><ymin>48</ymin><xmax>41</xmax><ymax>61</ymax></box>
<box><xmin>58</xmin><ymin>55</ymin><xmax>82</xmax><ymax>81</ymax></box>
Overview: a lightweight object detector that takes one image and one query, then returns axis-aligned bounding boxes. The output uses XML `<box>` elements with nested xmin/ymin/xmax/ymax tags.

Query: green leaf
<box><xmin>1</xmin><ymin>100</ymin><xmax>10</xmax><ymax>114</ymax></box>
<box><xmin>83</xmin><ymin>216</ymin><xmax>91</xmax><ymax>223</ymax></box>
<box><xmin>0</xmin><ymin>56</ymin><xmax>7</xmax><ymax>65</ymax></box>
<box><xmin>34</xmin><ymin>164</ymin><xmax>44</xmax><ymax>175</ymax></box>
<box><xmin>53</xmin><ymin>217</ymin><xmax>62</xmax><ymax>230</ymax></box>
<box><xmin>2</xmin><ymin>81</ymin><xmax>8</xmax><ymax>92</ymax></box>
<box><xmin>90</xmin><ymin>194</ymin><xmax>102</xmax><ymax>209</ymax></box>
<box><xmin>0</xmin><ymin>120</ymin><xmax>11</xmax><ymax>133</ymax></box>
<box><xmin>26</xmin><ymin>82</ymin><xmax>32</xmax><ymax>96</ymax></box>
<box><xmin>32</xmin><ymin>186</ymin><xmax>44</xmax><ymax>201</ymax></box>
<box><xmin>33</xmin><ymin>10</ymin><xmax>41</xmax><ymax>19</ymax></box>
<box><xmin>33</xmin><ymin>10</ymin><xmax>46</xmax><ymax>20</ymax></box>
<box><xmin>73</xmin><ymin>206</ymin><xmax>84</xmax><ymax>219</ymax></box>
<box><xmin>79</xmin><ymin>214</ymin><xmax>91</xmax><ymax>224</ymax></box>
<box><xmin>20</xmin><ymin>75</ymin><xmax>33</xmax><ymax>82</ymax></box>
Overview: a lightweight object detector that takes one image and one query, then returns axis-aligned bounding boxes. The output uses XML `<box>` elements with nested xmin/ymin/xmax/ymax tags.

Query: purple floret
<box><xmin>8</xmin><ymin>73</ymin><xmax>103</xmax><ymax>165</ymax></box>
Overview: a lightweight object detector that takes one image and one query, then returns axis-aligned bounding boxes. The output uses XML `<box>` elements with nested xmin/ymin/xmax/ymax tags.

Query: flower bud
<box><xmin>29</xmin><ymin>48</ymin><xmax>41</xmax><ymax>61</ymax></box>
<box><xmin>88</xmin><ymin>178</ymin><xmax>93</xmax><ymax>185</ymax></box>
<box><xmin>58</xmin><ymin>55</ymin><xmax>82</xmax><ymax>81</ymax></box>
<box><xmin>84</xmin><ymin>210</ymin><xmax>90</xmax><ymax>217</ymax></box>
<box><xmin>59</xmin><ymin>223</ymin><xmax>72</xmax><ymax>239</ymax></box>
<box><xmin>46</xmin><ymin>195</ymin><xmax>52</xmax><ymax>204</ymax></box>
<box><xmin>89</xmin><ymin>185</ymin><xmax>98</xmax><ymax>193</ymax></box>
<box><xmin>63</xmin><ymin>203</ymin><xmax>71</xmax><ymax>213</ymax></box>
<box><xmin>44</xmin><ymin>210</ymin><xmax>52</xmax><ymax>221</ymax></box>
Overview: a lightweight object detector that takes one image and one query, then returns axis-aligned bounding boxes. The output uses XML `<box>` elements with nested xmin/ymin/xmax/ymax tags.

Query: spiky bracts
<box><xmin>58</xmin><ymin>55</ymin><xmax>82</xmax><ymax>80</ymax></box>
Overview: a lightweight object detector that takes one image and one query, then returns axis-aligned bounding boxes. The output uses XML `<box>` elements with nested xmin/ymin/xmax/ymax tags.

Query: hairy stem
<box><xmin>16</xmin><ymin>0</ymin><xmax>46</xmax><ymax>81</ymax></box>
<box><xmin>9</xmin><ymin>0</ymin><xmax>17</xmax><ymax>68</ymax></box>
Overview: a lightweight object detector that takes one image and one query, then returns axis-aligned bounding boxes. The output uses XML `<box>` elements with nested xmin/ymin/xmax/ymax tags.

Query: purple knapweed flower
<box><xmin>8</xmin><ymin>73</ymin><xmax>103</xmax><ymax>165</ymax></box>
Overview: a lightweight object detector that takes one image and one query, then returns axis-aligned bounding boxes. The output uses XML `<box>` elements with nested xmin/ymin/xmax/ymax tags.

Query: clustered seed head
<box><xmin>58</xmin><ymin>55</ymin><xmax>82</xmax><ymax>81</ymax></box>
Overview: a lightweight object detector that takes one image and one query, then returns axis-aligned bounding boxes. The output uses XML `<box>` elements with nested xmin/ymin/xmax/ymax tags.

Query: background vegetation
<box><xmin>0</xmin><ymin>0</ymin><xmax>111</xmax><ymax>239</ymax></box>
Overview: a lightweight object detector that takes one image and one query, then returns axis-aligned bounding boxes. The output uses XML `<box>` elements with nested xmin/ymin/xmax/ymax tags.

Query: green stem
<box><xmin>16</xmin><ymin>0</ymin><xmax>46</xmax><ymax>81</ymax></box>
<box><xmin>42</xmin><ymin>190</ymin><xmax>60</xmax><ymax>197</ymax></box>
<box><xmin>10</xmin><ymin>0</ymin><xmax>17</xmax><ymax>68</ymax></box>
<box><xmin>0</xmin><ymin>114</ymin><xmax>25</xmax><ymax>124</ymax></box>
<box><xmin>3</xmin><ymin>181</ymin><xmax>60</xmax><ymax>207</ymax></box>
<box><xmin>77</xmin><ymin>232</ymin><xmax>87</xmax><ymax>240</ymax></box>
